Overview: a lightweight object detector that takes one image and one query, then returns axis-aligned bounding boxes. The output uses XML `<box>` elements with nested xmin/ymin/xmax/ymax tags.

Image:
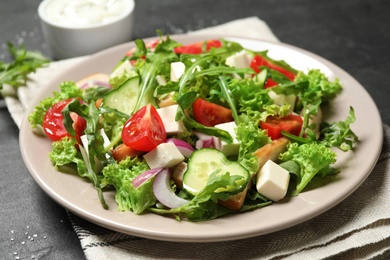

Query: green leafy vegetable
<box><xmin>236</xmin><ymin>113</ymin><xmax>270</xmax><ymax>175</ymax></box>
<box><xmin>102</xmin><ymin>157</ymin><xmax>155</xmax><ymax>214</ymax></box>
<box><xmin>321</xmin><ymin>107</ymin><xmax>358</xmax><ymax>151</ymax></box>
<box><xmin>279</xmin><ymin>142</ymin><xmax>337</xmax><ymax>193</ymax></box>
<box><xmin>151</xmin><ymin>172</ymin><xmax>245</xmax><ymax>221</ymax></box>
<box><xmin>0</xmin><ymin>42</ymin><xmax>49</xmax><ymax>93</ymax></box>
<box><xmin>49</xmin><ymin>137</ymin><xmax>108</xmax><ymax>209</ymax></box>
<box><xmin>28</xmin><ymin>81</ymin><xmax>83</xmax><ymax>130</ymax></box>
<box><xmin>28</xmin><ymin>35</ymin><xmax>360</xmax><ymax>221</ymax></box>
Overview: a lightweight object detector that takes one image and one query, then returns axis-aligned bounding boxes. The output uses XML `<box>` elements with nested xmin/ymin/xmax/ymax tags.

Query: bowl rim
<box><xmin>38</xmin><ymin>0</ymin><xmax>135</xmax><ymax>30</ymax></box>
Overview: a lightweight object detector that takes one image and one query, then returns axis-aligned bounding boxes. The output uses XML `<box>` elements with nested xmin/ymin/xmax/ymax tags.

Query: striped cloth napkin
<box><xmin>4</xmin><ymin>17</ymin><xmax>390</xmax><ymax>259</ymax></box>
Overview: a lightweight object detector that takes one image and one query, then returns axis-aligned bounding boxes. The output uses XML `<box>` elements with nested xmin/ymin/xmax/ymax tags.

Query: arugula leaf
<box><xmin>218</xmin><ymin>75</ymin><xmax>240</xmax><ymax>123</ymax></box>
<box><xmin>129</xmin><ymin>37</ymin><xmax>180</xmax><ymax>113</ymax></box>
<box><xmin>178</xmin><ymin>108</ymin><xmax>233</xmax><ymax>143</ymax></box>
<box><xmin>62</xmin><ymin>100</ymin><xmax>112</xmax><ymax>208</ymax></box>
<box><xmin>0</xmin><ymin>42</ymin><xmax>49</xmax><ymax>93</ymax></box>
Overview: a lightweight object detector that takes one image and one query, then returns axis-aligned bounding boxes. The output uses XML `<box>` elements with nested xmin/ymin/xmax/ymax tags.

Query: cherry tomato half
<box><xmin>43</xmin><ymin>99</ymin><xmax>86</xmax><ymax>143</ymax></box>
<box><xmin>193</xmin><ymin>98</ymin><xmax>233</xmax><ymax>127</ymax></box>
<box><xmin>260</xmin><ymin>114</ymin><xmax>303</xmax><ymax>140</ymax></box>
<box><xmin>122</xmin><ymin>104</ymin><xmax>166</xmax><ymax>152</ymax></box>
<box><xmin>173</xmin><ymin>40</ymin><xmax>222</xmax><ymax>54</ymax></box>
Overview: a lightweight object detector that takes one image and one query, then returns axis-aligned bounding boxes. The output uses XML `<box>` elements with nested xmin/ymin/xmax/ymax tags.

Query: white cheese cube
<box><xmin>157</xmin><ymin>105</ymin><xmax>178</xmax><ymax>122</ymax></box>
<box><xmin>170</xmin><ymin>61</ymin><xmax>185</xmax><ymax>82</ymax></box>
<box><xmin>144</xmin><ymin>143</ymin><xmax>185</xmax><ymax>169</ymax></box>
<box><xmin>225</xmin><ymin>51</ymin><xmax>253</xmax><ymax>79</ymax></box>
<box><xmin>156</xmin><ymin>75</ymin><xmax>167</xmax><ymax>86</ymax></box>
<box><xmin>268</xmin><ymin>90</ymin><xmax>286</xmax><ymax>106</ymax></box>
<box><xmin>225</xmin><ymin>51</ymin><xmax>250</xmax><ymax>68</ymax></box>
<box><xmin>163</xmin><ymin>121</ymin><xmax>186</xmax><ymax>135</ymax></box>
<box><xmin>284</xmin><ymin>94</ymin><xmax>296</xmax><ymax>111</ymax></box>
<box><xmin>256</xmin><ymin>160</ymin><xmax>290</xmax><ymax>201</ymax></box>
<box><xmin>110</xmin><ymin>60</ymin><xmax>133</xmax><ymax>78</ymax></box>
<box><xmin>157</xmin><ymin>105</ymin><xmax>186</xmax><ymax>134</ymax></box>
<box><xmin>212</xmin><ymin>121</ymin><xmax>240</xmax><ymax>156</ymax></box>
<box><xmin>268</xmin><ymin>90</ymin><xmax>296</xmax><ymax>111</ymax></box>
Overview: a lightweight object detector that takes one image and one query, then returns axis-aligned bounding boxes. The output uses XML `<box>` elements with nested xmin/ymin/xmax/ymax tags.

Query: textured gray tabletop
<box><xmin>1</xmin><ymin>0</ymin><xmax>389</xmax><ymax>259</ymax></box>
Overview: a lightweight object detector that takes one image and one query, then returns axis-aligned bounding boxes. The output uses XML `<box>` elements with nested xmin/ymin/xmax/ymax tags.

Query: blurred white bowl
<box><xmin>38</xmin><ymin>0</ymin><xmax>135</xmax><ymax>59</ymax></box>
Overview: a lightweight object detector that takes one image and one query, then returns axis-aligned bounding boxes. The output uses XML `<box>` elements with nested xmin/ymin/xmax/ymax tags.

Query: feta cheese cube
<box><xmin>157</xmin><ymin>105</ymin><xmax>186</xmax><ymax>134</ymax></box>
<box><xmin>213</xmin><ymin>121</ymin><xmax>240</xmax><ymax>156</ymax></box>
<box><xmin>163</xmin><ymin>121</ymin><xmax>185</xmax><ymax>134</ymax></box>
<box><xmin>156</xmin><ymin>75</ymin><xmax>167</xmax><ymax>86</ymax></box>
<box><xmin>256</xmin><ymin>160</ymin><xmax>290</xmax><ymax>201</ymax></box>
<box><xmin>225</xmin><ymin>51</ymin><xmax>251</xmax><ymax>68</ymax></box>
<box><xmin>225</xmin><ymin>51</ymin><xmax>253</xmax><ymax>79</ymax></box>
<box><xmin>268</xmin><ymin>90</ymin><xmax>296</xmax><ymax>111</ymax></box>
<box><xmin>144</xmin><ymin>143</ymin><xmax>185</xmax><ymax>169</ymax></box>
<box><xmin>110</xmin><ymin>60</ymin><xmax>133</xmax><ymax>78</ymax></box>
<box><xmin>284</xmin><ymin>94</ymin><xmax>296</xmax><ymax>111</ymax></box>
<box><xmin>268</xmin><ymin>90</ymin><xmax>285</xmax><ymax>106</ymax></box>
<box><xmin>170</xmin><ymin>62</ymin><xmax>185</xmax><ymax>82</ymax></box>
<box><xmin>157</xmin><ymin>105</ymin><xmax>178</xmax><ymax>122</ymax></box>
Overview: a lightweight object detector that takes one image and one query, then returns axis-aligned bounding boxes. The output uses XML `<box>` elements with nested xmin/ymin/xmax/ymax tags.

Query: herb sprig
<box><xmin>0</xmin><ymin>42</ymin><xmax>50</xmax><ymax>95</ymax></box>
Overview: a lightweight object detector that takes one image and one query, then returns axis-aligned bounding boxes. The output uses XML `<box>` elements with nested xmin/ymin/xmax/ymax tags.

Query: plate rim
<box><xmin>19</xmin><ymin>34</ymin><xmax>383</xmax><ymax>242</ymax></box>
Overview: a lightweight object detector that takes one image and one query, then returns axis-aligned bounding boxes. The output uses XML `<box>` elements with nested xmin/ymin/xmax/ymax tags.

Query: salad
<box><xmin>28</xmin><ymin>34</ymin><xmax>358</xmax><ymax>222</ymax></box>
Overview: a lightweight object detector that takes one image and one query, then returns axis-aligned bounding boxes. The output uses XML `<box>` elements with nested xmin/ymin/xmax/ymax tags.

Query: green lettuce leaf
<box><xmin>321</xmin><ymin>107</ymin><xmax>358</xmax><ymax>151</ymax></box>
<box><xmin>279</xmin><ymin>142</ymin><xmax>337</xmax><ymax>193</ymax></box>
<box><xmin>236</xmin><ymin>113</ymin><xmax>270</xmax><ymax>175</ymax></box>
<box><xmin>49</xmin><ymin>137</ymin><xmax>108</xmax><ymax>209</ymax></box>
<box><xmin>101</xmin><ymin>157</ymin><xmax>155</xmax><ymax>214</ymax></box>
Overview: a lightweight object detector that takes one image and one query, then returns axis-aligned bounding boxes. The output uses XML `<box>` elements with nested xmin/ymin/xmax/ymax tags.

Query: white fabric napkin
<box><xmin>4</xmin><ymin>17</ymin><xmax>390</xmax><ymax>259</ymax></box>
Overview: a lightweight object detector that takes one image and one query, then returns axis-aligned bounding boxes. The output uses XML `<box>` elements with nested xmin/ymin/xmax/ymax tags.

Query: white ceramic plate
<box><xmin>19</xmin><ymin>35</ymin><xmax>382</xmax><ymax>242</ymax></box>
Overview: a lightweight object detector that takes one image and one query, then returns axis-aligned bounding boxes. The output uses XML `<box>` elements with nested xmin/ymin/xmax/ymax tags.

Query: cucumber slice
<box><xmin>103</xmin><ymin>76</ymin><xmax>152</xmax><ymax>115</ymax></box>
<box><xmin>182</xmin><ymin>148</ymin><xmax>249</xmax><ymax>196</ymax></box>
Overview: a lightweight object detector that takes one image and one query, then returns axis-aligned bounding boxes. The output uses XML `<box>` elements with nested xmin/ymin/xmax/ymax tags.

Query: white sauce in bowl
<box><xmin>43</xmin><ymin>0</ymin><xmax>129</xmax><ymax>27</ymax></box>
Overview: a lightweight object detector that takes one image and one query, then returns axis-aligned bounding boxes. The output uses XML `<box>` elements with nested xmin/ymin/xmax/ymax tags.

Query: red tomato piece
<box><xmin>250</xmin><ymin>54</ymin><xmax>296</xmax><ymax>83</ymax></box>
<box><xmin>193</xmin><ymin>98</ymin><xmax>233</xmax><ymax>127</ymax></box>
<box><xmin>173</xmin><ymin>40</ymin><xmax>222</xmax><ymax>54</ymax></box>
<box><xmin>260</xmin><ymin>114</ymin><xmax>303</xmax><ymax>140</ymax></box>
<box><xmin>264</xmin><ymin>78</ymin><xmax>278</xmax><ymax>88</ymax></box>
<box><xmin>122</xmin><ymin>104</ymin><xmax>166</xmax><ymax>152</ymax></box>
<box><xmin>43</xmin><ymin>99</ymin><xmax>86</xmax><ymax>143</ymax></box>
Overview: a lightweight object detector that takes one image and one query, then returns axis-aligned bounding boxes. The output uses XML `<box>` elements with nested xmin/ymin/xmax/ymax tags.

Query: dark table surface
<box><xmin>1</xmin><ymin>0</ymin><xmax>389</xmax><ymax>259</ymax></box>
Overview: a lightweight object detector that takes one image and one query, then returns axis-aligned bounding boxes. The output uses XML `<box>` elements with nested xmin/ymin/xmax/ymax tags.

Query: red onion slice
<box><xmin>132</xmin><ymin>167</ymin><xmax>163</xmax><ymax>188</ymax></box>
<box><xmin>194</xmin><ymin>131</ymin><xmax>214</xmax><ymax>149</ymax></box>
<box><xmin>167</xmin><ymin>138</ymin><xmax>194</xmax><ymax>157</ymax></box>
<box><xmin>93</xmin><ymin>80</ymin><xmax>112</xmax><ymax>89</ymax></box>
<box><xmin>153</xmin><ymin>168</ymin><xmax>189</xmax><ymax>209</ymax></box>
<box><xmin>79</xmin><ymin>82</ymin><xmax>89</xmax><ymax>89</ymax></box>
